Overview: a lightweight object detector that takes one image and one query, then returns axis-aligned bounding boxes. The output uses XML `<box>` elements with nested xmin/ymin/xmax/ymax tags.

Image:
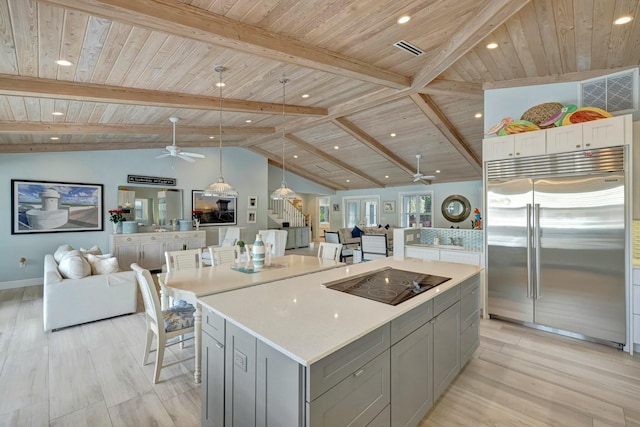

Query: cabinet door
<box><xmin>202</xmin><ymin>331</ymin><xmax>225</xmax><ymax>427</ymax></box>
<box><xmin>140</xmin><ymin>239</ymin><xmax>165</xmax><ymax>270</ymax></box>
<box><xmin>482</xmin><ymin>135</ymin><xmax>514</xmax><ymax>162</ymax></box>
<box><xmin>405</xmin><ymin>247</ymin><xmax>439</xmax><ymax>261</ymax></box>
<box><xmin>256</xmin><ymin>341</ymin><xmax>305</xmax><ymax>427</ymax></box>
<box><xmin>546</xmin><ymin>124</ymin><xmax>583</xmax><ymax>154</ymax></box>
<box><xmin>582</xmin><ymin>115</ymin><xmax>625</xmax><ymax>149</ymax></box>
<box><xmin>225</xmin><ymin>322</ymin><xmax>256</xmax><ymax>427</ymax></box>
<box><xmin>514</xmin><ymin>131</ymin><xmax>546</xmax><ymax>157</ymax></box>
<box><xmin>286</xmin><ymin>229</ymin><xmax>296</xmax><ymax>249</ymax></box>
<box><xmin>391</xmin><ymin>321</ymin><xmax>433</xmax><ymax>427</ymax></box>
<box><xmin>112</xmin><ymin>237</ymin><xmax>139</xmax><ymax>271</ymax></box>
<box><xmin>433</xmin><ymin>301</ymin><xmax>460</xmax><ymax>400</ymax></box>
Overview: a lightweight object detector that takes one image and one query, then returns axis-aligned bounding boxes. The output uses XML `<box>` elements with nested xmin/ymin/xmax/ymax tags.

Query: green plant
<box><xmin>237</xmin><ymin>240</ymin><xmax>245</xmax><ymax>247</ymax></box>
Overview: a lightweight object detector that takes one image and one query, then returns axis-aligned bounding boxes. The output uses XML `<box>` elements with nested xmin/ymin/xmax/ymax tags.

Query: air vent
<box><xmin>393</xmin><ymin>40</ymin><xmax>424</xmax><ymax>56</ymax></box>
<box><xmin>579</xmin><ymin>68</ymin><xmax>638</xmax><ymax>115</ymax></box>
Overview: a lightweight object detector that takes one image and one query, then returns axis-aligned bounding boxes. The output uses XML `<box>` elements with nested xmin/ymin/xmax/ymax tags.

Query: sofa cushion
<box><xmin>80</xmin><ymin>245</ymin><xmax>102</xmax><ymax>257</ymax></box>
<box><xmin>86</xmin><ymin>253</ymin><xmax>120</xmax><ymax>275</ymax></box>
<box><xmin>53</xmin><ymin>244</ymin><xmax>74</xmax><ymax>263</ymax></box>
<box><xmin>351</xmin><ymin>226</ymin><xmax>363</xmax><ymax>238</ymax></box>
<box><xmin>58</xmin><ymin>250</ymin><xmax>91</xmax><ymax>279</ymax></box>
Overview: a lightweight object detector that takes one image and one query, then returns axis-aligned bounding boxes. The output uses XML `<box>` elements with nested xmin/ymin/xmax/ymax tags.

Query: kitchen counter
<box><xmin>407</xmin><ymin>243</ymin><xmax>482</xmax><ymax>252</ymax></box>
<box><xmin>199</xmin><ymin>256</ymin><xmax>481</xmax><ymax>366</ymax></box>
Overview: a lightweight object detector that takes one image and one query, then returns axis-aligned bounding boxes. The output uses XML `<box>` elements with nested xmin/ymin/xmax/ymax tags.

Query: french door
<box><xmin>344</xmin><ymin>197</ymin><xmax>379</xmax><ymax>228</ymax></box>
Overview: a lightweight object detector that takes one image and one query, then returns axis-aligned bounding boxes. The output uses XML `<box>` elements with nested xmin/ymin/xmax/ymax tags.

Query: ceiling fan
<box><xmin>156</xmin><ymin>117</ymin><xmax>205</xmax><ymax>163</ymax></box>
<box><xmin>412</xmin><ymin>154</ymin><xmax>436</xmax><ymax>182</ymax></box>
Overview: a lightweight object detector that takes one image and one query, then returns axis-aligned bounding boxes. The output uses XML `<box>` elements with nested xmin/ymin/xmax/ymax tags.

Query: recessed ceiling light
<box><xmin>50</xmin><ymin>136</ymin><xmax>59</xmax><ymax>140</ymax></box>
<box><xmin>245</xmin><ymin>119</ymin><xmax>252</xmax><ymax>123</ymax></box>
<box><xmin>334</xmin><ymin>146</ymin><xmax>339</xmax><ymax>150</ymax></box>
<box><xmin>435</xmin><ymin>170</ymin><xmax>441</xmax><ymax>174</ymax></box>
<box><xmin>293</xmin><ymin>155</ymin><xmax>298</xmax><ymax>158</ymax></box>
<box><xmin>346</xmin><ymin>179</ymin><xmax>350</xmax><ymax>182</ymax></box>
<box><xmin>209</xmin><ymin>136</ymin><xmax>215</xmax><ymax>139</ymax></box>
<box><xmin>301</xmin><ymin>94</ymin><xmax>310</xmax><ymax>98</ymax></box>
<box><xmin>397</xmin><ymin>15</ymin><xmax>411</xmax><ymax>24</ymax></box>
<box><xmin>52</xmin><ymin>111</ymin><xmax>64</xmax><ymax>116</ymax></box>
<box><xmin>474</xmin><ymin>113</ymin><xmax>482</xmax><ymax>118</ymax></box>
<box><xmin>390</xmin><ymin>133</ymin><xmax>396</xmax><ymax>137</ymax></box>
<box><xmin>216</xmin><ymin>82</ymin><xmax>225</xmax><ymax>87</ymax></box>
<box><xmin>385</xmin><ymin>175</ymin><xmax>389</xmax><ymax>179</ymax></box>
<box><xmin>614</xmin><ymin>16</ymin><xmax>633</xmax><ymax>25</ymax></box>
<box><xmin>486</xmin><ymin>42</ymin><xmax>498</xmax><ymax>49</ymax></box>
<box><xmin>55</xmin><ymin>59</ymin><xmax>73</xmax><ymax>66</ymax></box>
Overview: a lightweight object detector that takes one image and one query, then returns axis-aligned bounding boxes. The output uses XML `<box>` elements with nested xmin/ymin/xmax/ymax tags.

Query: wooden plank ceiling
<box><xmin>0</xmin><ymin>0</ymin><xmax>638</xmax><ymax>190</ymax></box>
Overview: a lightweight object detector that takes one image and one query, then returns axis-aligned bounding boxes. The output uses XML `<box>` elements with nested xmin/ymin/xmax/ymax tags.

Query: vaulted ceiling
<box><xmin>1</xmin><ymin>0</ymin><xmax>638</xmax><ymax>190</ymax></box>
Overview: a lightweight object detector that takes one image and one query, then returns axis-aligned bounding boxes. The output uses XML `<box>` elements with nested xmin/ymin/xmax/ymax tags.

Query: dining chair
<box><xmin>360</xmin><ymin>234</ymin><xmax>388</xmax><ymax>260</ymax></box>
<box><xmin>131</xmin><ymin>263</ymin><xmax>195</xmax><ymax>384</ymax></box>
<box><xmin>208</xmin><ymin>246</ymin><xmax>236</xmax><ymax>266</ymax></box>
<box><xmin>324</xmin><ymin>231</ymin><xmax>352</xmax><ymax>262</ymax></box>
<box><xmin>317</xmin><ymin>242</ymin><xmax>342</xmax><ymax>261</ymax></box>
<box><xmin>164</xmin><ymin>248</ymin><xmax>203</xmax><ymax>272</ymax></box>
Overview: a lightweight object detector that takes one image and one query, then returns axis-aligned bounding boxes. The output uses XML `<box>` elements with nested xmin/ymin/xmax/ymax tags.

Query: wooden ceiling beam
<box><xmin>482</xmin><ymin>65</ymin><xmax>640</xmax><ymax>90</ymax></box>
<box><xmin>283</xmin><ymin>133</ymin><xmax>385</xmax><ymax>188</ymax></box>
<box><xmin>409</xmin><ymin>93</ymin><xmax>482</xmax><ymax>174</ymax></box>
<box><xmin>0</xmin><ymin>122</ymin><xmax>275</xmax><ymax>135</ymax></box>
<box><xmin>0</xmin><ymin>142</ymin><xmax>176</xmax><ymax>153</ymax></box>
<box><xmin>412</xmin><ymin>0</ymin><xmax>531</xmax><ymax>89</ymax></box>
<box><xmin>250</xmin><ymin>146</ymin><xmax>347</xmax><ymax>191</ymax></box>
<box><xmin>332</xmin><ymin>117</ymin><xmax>416</xmax><ymax>176</ymax></box>
<box><xmin>37</xmin><ymin>0</ymin><xmax>410</xmax><ymax>89</ymax></box>
<box><xmin>0</xmin><ymin>74</ymin><xmax>327</xmax><ymax>116</ymax></box>
<box><xmin>420</xmin><ymin>79</ymin><xmax>484</xmax><ymax>99</ymax></box>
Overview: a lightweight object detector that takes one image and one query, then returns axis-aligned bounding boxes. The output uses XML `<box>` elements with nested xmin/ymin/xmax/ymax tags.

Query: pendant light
<box><xmin>270</xmin><ymin>78</ymin><xmax>299</xmax><ymax>200</ymax></box>
<box><xmin>204</xmin><ymin>66</ymin><xmax>238</xmax><ymax>197</ymax></box>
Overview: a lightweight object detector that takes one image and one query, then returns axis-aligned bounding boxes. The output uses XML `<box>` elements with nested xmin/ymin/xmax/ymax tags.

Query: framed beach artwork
<box><xmin>11</xmin><ymin>179</ymin><xmax>103</xmax><ymax>234</ymax></box>
<box><xmin>247</xmin><ymin>210</ymin><xmax>257</xmax><ymax>223</ymax></box>
<box><xmin>192</xmin><ymin>190</ymin><xmax>237</xmax><ymax>226</ymax></box>
<box><xmin>383</xmin><ymin>200</ymin><xmax>396</xmax><ymax>213</ymax></box>
<box><xmin>248</xmin><ymin>196</ymin><xmax>257</xmax><ymax>209</ymax></box>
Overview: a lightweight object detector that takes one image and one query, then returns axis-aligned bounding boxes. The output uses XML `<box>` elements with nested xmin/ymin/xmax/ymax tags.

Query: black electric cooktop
<box><xmin>323</xmin><ymin>267</ymin><xmax>451</xmax><ymax>306</ymax></box>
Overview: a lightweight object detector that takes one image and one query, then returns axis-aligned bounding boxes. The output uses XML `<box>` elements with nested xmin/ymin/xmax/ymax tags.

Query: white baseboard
<box><xmin>0</xmin><ymin>278</ymin><xmax>43</xmax><ymax>290</ymax></box>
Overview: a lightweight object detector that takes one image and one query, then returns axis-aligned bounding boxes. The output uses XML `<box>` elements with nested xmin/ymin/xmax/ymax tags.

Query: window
<box><xmin>318</xmin><ymin>197</ymin><xmax>330</xmax><ymax>224</ymax></box>
<box><xmin>400</xmin><ymin>192</ymin><xmax>433</xmax><ymax>227</ymax></box>
<box><xmin>343</xmin><ymin>196</ymin><xmax>379</xmax><ymax>228</ymax></box>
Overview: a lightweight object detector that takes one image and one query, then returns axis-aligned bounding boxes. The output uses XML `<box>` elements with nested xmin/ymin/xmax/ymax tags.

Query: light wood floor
<box><xmin>1</xmin><ymin>283</ymin><xmax>639</xmax><ymax>426</ymax></box>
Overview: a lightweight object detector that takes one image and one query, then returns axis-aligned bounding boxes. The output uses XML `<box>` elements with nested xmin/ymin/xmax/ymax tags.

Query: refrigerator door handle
<box><xmin>534</xmin><ymin>203</ymin><xmax>541</xmax><ymax>299</ymax></box>
<box><xmin>526</xmin><ymin>203</ymin><xmax>533</xmax><ymax>299</ymax></box>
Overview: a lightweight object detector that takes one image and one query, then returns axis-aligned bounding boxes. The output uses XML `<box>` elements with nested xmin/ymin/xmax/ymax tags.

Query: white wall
<box><xmin>1</xmin><ymin>147</ymin><xmax>268</xmax><ymax>286</ymax></box>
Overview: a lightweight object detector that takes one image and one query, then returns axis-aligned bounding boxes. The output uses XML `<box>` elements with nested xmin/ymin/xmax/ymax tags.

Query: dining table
<box><xmin>156</xmin><ymin>254</ymin><xmax>343</xmax><ymax>383</ymax></box>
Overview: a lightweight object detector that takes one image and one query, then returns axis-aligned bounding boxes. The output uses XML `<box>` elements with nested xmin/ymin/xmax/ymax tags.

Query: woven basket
<box><xmin>521</xmin><ymin>102</ymin><xmax>563</xmax><ymax>128</ymax></box>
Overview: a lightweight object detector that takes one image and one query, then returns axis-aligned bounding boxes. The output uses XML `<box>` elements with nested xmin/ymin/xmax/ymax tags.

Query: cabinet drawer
<box><xmin>390</xmin><ymin>300</ymin><xmax>433</xmax><ymax>345</ymax></box>
<box><xmin>433</xmin><ymin>285</ymin><xmax>460</xmax><ymax>316</ymax></box>
<box><xmin>202</xmin><ymin>307</ymin><xmax>225</xmax><ymax>343</ymax></box>
<box><xmin>367</xmin><ymin>405</ymin><xmax>390</xmax><ymax>427</ymax></box>
<box><xmin>308</xmin><ymin>324</ymin><xmax>390</xmax><ymax>402</ymax></box>
<box><xmin>461</xmin><ymin>280</ymin><xmax>480</xmax><ymax>331</ymax></box>
<box><xmin>308</xmin><ymin>349</ymin><xmax>390</xmax><ymax>427</ymax></box>
<box><xmin>460</xmin><ymin>314</ymin><xmax>480</xmax><ymax>367</ymax></box>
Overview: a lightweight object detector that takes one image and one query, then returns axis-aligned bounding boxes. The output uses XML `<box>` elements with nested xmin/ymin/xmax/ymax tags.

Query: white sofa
<box><xmin>43</xmin><ymin>253</ymin><xmax>137</xmax><ymax>331</ymax></box>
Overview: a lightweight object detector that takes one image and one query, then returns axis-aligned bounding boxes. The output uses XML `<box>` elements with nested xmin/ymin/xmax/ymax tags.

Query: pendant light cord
<box><xmin>280</xmin><ymin>78</ymin><xmax>288</xmax><ymax>185</ymax></box>
<box><xmin>218</xmin><ymin>67</ymin><xmax>224</xmax><ymax>180</ymax></box>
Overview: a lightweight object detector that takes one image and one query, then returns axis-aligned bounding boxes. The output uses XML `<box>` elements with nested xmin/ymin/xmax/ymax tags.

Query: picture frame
<box><xmin>333</xmin><ymin>203</ymin><xmax>340</xmax><ymax>212</ymax></box>
<box><xmin>247</xmin><ymin>210</ymin><xmax>257</xmax><ymax>223</ymax></box>
<box><xmin>248</xmin><ymin>196</ymin><xmax>257</xmax><ymax>209</ymax></box>
<box><xmin>192</xmin><ymin>190</ymin><xmax>237</xmax><ymax>226</ymax></box>
<box><xmin>11</xmin><ymin>179</ymin><xmax>103</xmax><ymax>234</ymax></box>
<box><xmin>383</xmin><ymin>200</ymin><xmax>396</xmax><ymax>213</ymax></box>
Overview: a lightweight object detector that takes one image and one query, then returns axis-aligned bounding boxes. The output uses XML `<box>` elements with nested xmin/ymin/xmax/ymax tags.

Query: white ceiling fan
<box><xmin>156</xmin><ymin>117</ymin><xmax>205</xmax><ymax>163</ymax></box>
<box><xmin>412</xmin><ymin>154</ymin><xmax>436</xmax><ymax>182</ymax></box>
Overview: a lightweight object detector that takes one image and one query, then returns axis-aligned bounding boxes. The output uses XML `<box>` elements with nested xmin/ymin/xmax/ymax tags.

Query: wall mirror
<box><xmin>441</xmin><ymin>194</ymin><xmax>471</xmax><ymax>223</ymax></box>
<box><xmin>118</xmin><ymin>186</ymin><xmax>182</xmax><ymax>226</ymax></box>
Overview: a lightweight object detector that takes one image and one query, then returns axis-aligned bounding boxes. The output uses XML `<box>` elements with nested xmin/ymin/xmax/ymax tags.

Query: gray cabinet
<box><xmin>391</xmin><ymin>320</ymin><xmax>433</xmax><ymax>427</ymax></box>
<box><xmin>285</xmin><ymin>227</ymin><xmax>310</xmax><ymax>249</ymax></box>
<box><xmin>225</xmin><ymin>322</ymin><xmax>257</xmax><ymax>427</ymax></box>
<box><xmin>460</xmin><ymin>276</ymin><xmax>480</xmax><ymax>366</ymax></box>
<box><xmin>202</xmin><ymin>329</ymin><xmax>225</xmax><ymax>427</ymax></box>
<box><xmin>433</xmin><ymin>301</ymin><xmax>460</xmax><ymax>400</ymax></box>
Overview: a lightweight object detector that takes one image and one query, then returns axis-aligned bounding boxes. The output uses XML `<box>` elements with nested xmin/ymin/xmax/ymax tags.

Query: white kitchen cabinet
<box><xmin>483</xmin><ymin>114</ymin><xmax>631</xmax><ymax>161</ymax></box>
<box><xmin>110</xmin><ymin>231</ymin><xmax>206</xmax><ymax>271</ymax></box>
<box><xmin>439</xmin><ymin>250</ymin><xmax>481</xmax><ymax>266</ymax></box>
<box><xmin>405</xmin><ymin>246</ymin><xmax>439</xmax><ymax>261</ymax></box>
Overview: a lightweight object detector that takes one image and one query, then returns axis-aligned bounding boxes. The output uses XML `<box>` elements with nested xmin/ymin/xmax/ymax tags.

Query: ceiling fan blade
<box><xmin>182</xmin><ymin>152</ymin><xmax>206</xmax><ymax>158</ymax></box>
<box><xmin>413</xmin><ymin>176</ymin><xmax>422</xmax><ymax>182</ymax></box>
<box><xmin>156</xmin><ymin>153</ymin><xmax>171</xmax><ymax>159</ymax></box>
<box><xmin>178</xmin><ymin>154</ymin><xmax>196</xmax><ymax>163</ymax></box>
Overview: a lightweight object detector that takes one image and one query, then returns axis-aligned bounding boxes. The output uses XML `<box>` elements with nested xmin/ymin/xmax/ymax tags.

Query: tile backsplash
<box><xmin>420</xmin><ymin>228</ymin><xmax>484</xmax><ymax>251</ymax></box>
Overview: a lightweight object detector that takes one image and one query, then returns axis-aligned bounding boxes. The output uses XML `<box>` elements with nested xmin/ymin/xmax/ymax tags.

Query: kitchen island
<box><xmin>199</xmin><ymin>257</ymin><xmax>482</xmax><ymax>427</ymax></box>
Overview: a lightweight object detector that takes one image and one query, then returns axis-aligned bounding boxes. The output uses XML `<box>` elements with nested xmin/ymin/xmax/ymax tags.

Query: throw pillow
<box><xmin>58</xmin><ymin>250</ymin><xmax>91</xmax><ymax>279</ymax></box>
<box><xmin>351</xmin><ymin>226</ymin><xmax>363</xmax><ymax>238</ymax></box>
<box><xmin>86</xmin><ymin>254</ymin><xmax>120</xmax><ymax>275</ymax></box>
<box><xmin>53</xmin><ymin>244</ymin><xmax>74</xmax><ymax>263</ymax></box>
<box><xmin>80</xmin><ymin>245</ymin><xmax>102</xmax><ymax>257</ymax></box>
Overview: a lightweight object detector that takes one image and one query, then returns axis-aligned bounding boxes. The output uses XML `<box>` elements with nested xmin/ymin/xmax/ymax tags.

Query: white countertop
<box><xmin>406</xmin><ymin>243</ymin><xmax>482</xmax><ymax>252</ymax></box>
<box><xmin>199</xmin><ymin>256</ymin><xmax>482</xmax><ymax>366</ymax></box>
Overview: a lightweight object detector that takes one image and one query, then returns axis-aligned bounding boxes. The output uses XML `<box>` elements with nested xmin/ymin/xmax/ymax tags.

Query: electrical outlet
<box><xmin>234</xmin><ymin>349</ymin><xmax>247</xmax><ymax>372</ymax></box>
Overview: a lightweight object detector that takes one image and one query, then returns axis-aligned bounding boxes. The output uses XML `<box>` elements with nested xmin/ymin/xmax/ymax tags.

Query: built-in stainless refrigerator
<box><xmin>486</xmin><ymin>147</ymin><xmax>627</xmax><ymax>347</ymax></box>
